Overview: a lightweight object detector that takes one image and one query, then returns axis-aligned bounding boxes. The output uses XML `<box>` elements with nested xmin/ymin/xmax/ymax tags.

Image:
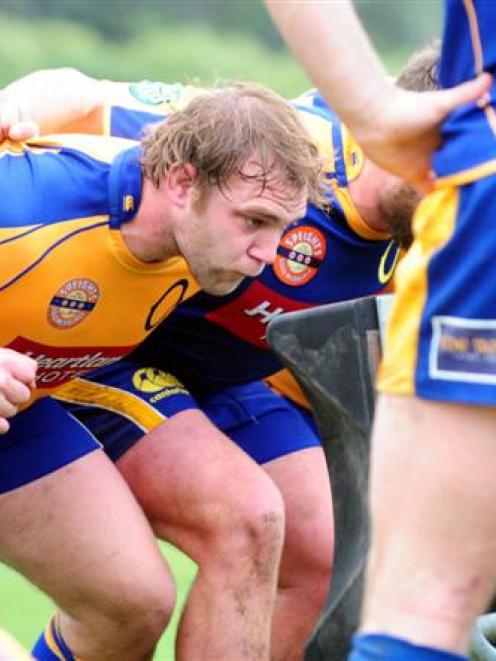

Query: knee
<box><xmin>242</xmin><ymin>484</ymin><xmax>286</xmax><ymax>575</ymax></box>
<box><xmin>236</xmin><ymin>474</ymin><xmax>285</xmax><ymax>550</ymax></box>
<box><xmin>113</xmin><ymin>573</ymin><xmax>176</xmax><ymax>645</ymax></box>
<box><xmin>71</xmin><ymin>566</ymin><xmax>176</xmax><ymax>652</ymax></box>
<box><xmin>202</xmin><ymin>474</ymin><xmax>285</xmax><ymax>576</ymax></box>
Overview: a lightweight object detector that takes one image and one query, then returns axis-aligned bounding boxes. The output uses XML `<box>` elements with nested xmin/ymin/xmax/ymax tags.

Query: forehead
<box><xmin>222</xmin><ymin>161</ymin><xmax>308</xmax><ymax>219</ymax></box>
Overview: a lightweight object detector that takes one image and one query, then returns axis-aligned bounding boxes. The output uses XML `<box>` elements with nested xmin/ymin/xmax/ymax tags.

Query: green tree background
<box><xmin>0</xmin><ymin>0</ymin><xmax>442</xmax><ymax>95</ymax></box>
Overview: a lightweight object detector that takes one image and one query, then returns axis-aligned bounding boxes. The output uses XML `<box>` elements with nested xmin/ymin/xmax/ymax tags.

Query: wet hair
<box><xmin>396</xmin><ymin>41</ymin><xmax>440</xmax><ymax>92</ymax></box>
<box><xmin>141</xmin><ymin>82</ymin><xmax>326</xmax><ymax>207</ymax></box>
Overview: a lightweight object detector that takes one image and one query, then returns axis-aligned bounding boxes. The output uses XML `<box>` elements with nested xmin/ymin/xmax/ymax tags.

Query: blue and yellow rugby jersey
<box><xmin>72</xmin><ymin>82</ymin><xmax>399</xmax><ymax>393</ymax></box>
<box><xmin>434</xmin><ymin>1</ymin><xmax>496</xmax><ymax>184</ymax></box>
<box><xmin>0</xmin><ymin>134</ymin><xmax>197</xmax><ymax>406</ymax></box>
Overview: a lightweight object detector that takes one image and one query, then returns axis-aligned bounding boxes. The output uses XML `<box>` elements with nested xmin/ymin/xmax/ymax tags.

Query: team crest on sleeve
<box><xmin>274</xmin><ymin>225</ymin><xmax>326</xmax><ymax>286</ymax></box>
<box><xmin>48</xmin><ymin>278</ymin><xmax>99</xmax><ymax>329</ymax></box>
<box><xmin>129</xmin><ymin>81</ymin><xmax>182</xmax><ymax>106</ymax></box>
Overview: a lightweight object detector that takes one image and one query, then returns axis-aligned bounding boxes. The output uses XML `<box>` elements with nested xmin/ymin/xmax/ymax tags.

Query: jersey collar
<box><xmin>108</xmin><ymin>145</ymin><xmax>143</xmax><ymax>228</ymax></box>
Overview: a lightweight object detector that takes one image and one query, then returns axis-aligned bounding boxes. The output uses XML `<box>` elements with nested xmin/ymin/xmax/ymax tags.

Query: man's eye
<box><xmin>245</xmin><ymin>218</ymin><xmax>263</xmax><ymax>230</ymax></box>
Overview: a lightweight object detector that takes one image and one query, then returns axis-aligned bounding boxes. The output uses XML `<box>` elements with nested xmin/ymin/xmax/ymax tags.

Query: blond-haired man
<box><xmin>0</xmin><ymin>83</ymin><xmax>321</xmax><ymax>661</ymax></box>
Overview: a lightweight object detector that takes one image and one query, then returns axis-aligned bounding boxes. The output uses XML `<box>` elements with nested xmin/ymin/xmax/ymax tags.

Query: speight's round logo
<box><xmin>274</xmin><ymin>225</ymin><xmax>326</xmax><ymax>286</ymax></box>
<box><xmin>132</xmin><ymin>368</ymin><xmax>185</xmax><ymax>394</ymax></box>
<box><xmin>48</xmin><ymin>278</ymin><xmax>100</xmax><ymax>329</ymax></box>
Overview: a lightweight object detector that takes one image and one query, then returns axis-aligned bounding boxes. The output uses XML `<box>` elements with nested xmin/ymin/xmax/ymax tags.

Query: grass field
<box><xmin>0</xmin><ymin>542</ymin><xmax>197</xmax><ymax>660</ymax></box>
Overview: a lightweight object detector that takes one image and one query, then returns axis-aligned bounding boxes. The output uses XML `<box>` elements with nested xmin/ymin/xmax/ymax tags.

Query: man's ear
<box><xmin>161</xmin><ymin>163</ymin><xmax>197</xmax><ymax>208</ymax></box>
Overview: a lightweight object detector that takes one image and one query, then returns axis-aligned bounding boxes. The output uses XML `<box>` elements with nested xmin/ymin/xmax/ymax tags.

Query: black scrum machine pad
<box><xmin>267</xmin><ymin>295</ymin><xmax>393</xmax><ymax>660</ymax></box>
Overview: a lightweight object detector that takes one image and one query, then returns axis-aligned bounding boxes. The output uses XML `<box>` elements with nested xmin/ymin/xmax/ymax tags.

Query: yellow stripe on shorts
<box><xmin>55</xmin><ymin>378</ymin><xmax>166</xmax><ymax>432</ymax></box>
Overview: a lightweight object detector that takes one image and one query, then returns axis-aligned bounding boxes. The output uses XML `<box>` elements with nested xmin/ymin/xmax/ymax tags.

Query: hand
<box><xmin>355</xmin><ymin>73</ymin><xmax>493</xmax><ymax>193</ymax></box>
<box><xmin>0</xmin><ymin>90</ymin><xmax>39</xmax><ymax>141</ymax></box>
<box><xmin>0</xmin><ymin>349</ymin><xmax>38</xmax><ymax>433</ymax></box>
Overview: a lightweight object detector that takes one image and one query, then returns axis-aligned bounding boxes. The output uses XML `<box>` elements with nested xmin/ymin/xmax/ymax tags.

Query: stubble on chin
<box><xmin>201</xmin><ymin>276</ymin><xmax>244</xmax><ymax>296</ymax></box>
<box><xmin>194</xmin><ymin>267</ymin><xmax>244</xmax><ymax>296</ymax></box>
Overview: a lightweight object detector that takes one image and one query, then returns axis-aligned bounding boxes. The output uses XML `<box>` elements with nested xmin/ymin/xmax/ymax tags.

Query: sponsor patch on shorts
<box><xmin>430</xmin><ymin>316</ymin><xmax>496</xmax><ymax>383</ymax></box>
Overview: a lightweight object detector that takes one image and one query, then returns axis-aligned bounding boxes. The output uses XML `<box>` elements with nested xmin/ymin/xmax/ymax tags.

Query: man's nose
<box><xmin>249</xmin><ymin>230</ymin><xmax>281</xmax><ymax>265</ymax></box>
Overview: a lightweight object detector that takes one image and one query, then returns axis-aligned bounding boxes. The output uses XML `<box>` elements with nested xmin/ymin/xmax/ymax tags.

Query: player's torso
<box><xmin>0</xmin><ymin>136</ymin><xmax>196</xmax><ymax>402</ymax></box>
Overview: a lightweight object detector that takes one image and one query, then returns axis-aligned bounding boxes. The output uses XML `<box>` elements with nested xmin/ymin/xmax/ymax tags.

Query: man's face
<box><xmin>176</xmin><ymin>160</ymin><xmax>308</xmax><ymax>295</ymax></box>
<box><xmin>378</xmin><ymin>176</ymin><xmax>420</xmax><ymax>249</ymax></box>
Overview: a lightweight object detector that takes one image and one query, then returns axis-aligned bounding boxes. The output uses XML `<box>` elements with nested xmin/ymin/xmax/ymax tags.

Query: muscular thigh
<box><xmin>115</xmin><ymin>408</ymin><xmax>280</xmax><ymax>553</ymax></box>
<box><xmin>57</xmin><ymin>363</ymin><xmax>274</xmax><ymax>542</ymax></box>
<box><xmin>200</xmin><ymin>382</ymin><xmax>333</xmax><ymax>564</ymax></box>
<box><xmin>0</xmin><ymin>403</ymin><xmax>168</xmax><ymax>613</ymax></box>
<box><xmin>265</xmin><ymin>447</ymin><xmax>333</xmax><ymax>573</ymax></box>
<box><xmin>380</xmin><ymin>173</ymin><xmax>496</xmax><ymax>405</ymax></box>
<box><xmin>57</xmin><ymin>369</ymin><xmax>322</xmax><ymax>554</ymax></box>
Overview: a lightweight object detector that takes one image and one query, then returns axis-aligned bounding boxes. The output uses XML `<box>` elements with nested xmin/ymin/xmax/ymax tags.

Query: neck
<box><xmin>347</xmin><ymin>159</ymin><xmax>388</xmax><ymax>232</ymax></box>
<box><xmin>120</xmin><ymin>178</ymin><xmax>178</xmax><ymax>262</ymax></box>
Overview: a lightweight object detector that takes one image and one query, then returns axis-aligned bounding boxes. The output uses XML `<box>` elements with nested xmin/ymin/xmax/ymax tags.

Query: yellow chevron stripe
<box><xmin>55</xmin><ymin>378</ymin><xmax>166</xmax><ymax>432</ymax></box>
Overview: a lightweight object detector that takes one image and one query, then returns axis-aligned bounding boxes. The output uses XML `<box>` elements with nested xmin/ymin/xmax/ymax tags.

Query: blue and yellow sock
<box><xmin>348</xmin><ymin>633</ymin><xmax>468</xmax><ymax>660</ymax></box>
<box><xmin>32</xmin><ymin>615</ymin><xmax>78</xmax><ymax>661</ymax></box>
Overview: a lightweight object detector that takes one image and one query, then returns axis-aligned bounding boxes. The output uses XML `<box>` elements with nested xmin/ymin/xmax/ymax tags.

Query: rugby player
<box><xmin>0</xmin><ymin>85</ymin><xmax>321</xmax><ymax>661</ymax></box>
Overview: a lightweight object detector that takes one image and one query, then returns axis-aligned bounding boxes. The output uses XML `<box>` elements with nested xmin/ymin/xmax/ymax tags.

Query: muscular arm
<box><xmin>267</xmin><ymin>2</ymin><xmax>391</xmax><ymax>136</ymax></box>
<box><xmin>265</xmin><ymin>0</ymin><xmax>491</xmax><ymax>190</ymax></box>
<box><xmin>0</xmin><ymin>67</ymin><xmax>103</xmax><ymax>139</ymax></box>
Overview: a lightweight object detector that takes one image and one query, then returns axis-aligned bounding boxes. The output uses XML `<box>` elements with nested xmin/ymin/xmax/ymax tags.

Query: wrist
<box><xmin>346</xmin><ymin>79</ymin><xmax>398</xmax><ymax>148</ymax></box>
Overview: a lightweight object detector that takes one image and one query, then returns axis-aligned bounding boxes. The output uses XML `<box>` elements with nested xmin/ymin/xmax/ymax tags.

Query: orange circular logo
<box><xmin>274</xmin><ymin>225</ymin><xmax>326</xmax><ymax>286</ymax></box>
<box><xmin>48</xmin><ymin>278</ymin><xmax>99</xmax><ymax>329</ymax></box>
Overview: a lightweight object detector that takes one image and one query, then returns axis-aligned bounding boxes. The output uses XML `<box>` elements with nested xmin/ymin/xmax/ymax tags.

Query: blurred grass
<box><xmin>0</xmin><ymin>542</ymin><xmax>197</xmax><ymax>660</ymax></box>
